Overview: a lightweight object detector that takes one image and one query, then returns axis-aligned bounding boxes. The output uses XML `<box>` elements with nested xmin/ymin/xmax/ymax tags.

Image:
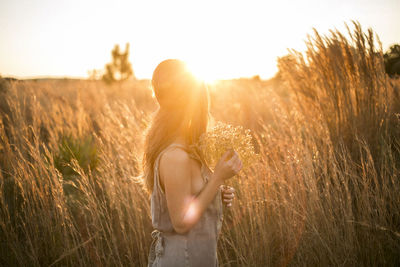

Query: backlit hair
<box><xmin>141</xmin><ymin>59</ymin><xmax>210</xmax><ymax>195</ymax></box>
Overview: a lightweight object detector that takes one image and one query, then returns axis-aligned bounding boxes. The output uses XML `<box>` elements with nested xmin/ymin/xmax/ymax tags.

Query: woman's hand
<box><xmin>213</xmin><ymin>149</ymin><xmax>243</xmax><ymax>183</ymax></box>
<box><xmin>221</xmin><ymin>185</ymin><xmax>235</xmax><ymax>208</ymax></box>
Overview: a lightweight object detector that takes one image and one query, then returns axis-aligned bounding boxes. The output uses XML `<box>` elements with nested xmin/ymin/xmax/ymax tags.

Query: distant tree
<box><xmin>102</xmin><ymin>43</ymin><xmax>134</xmax><ymax>84</ymax></box>
<box><xmin>87</xmin><ymin>69</ymin><xmax>103</xmax><ymax>80</ymax></box>
<box><xmin>384</xmin><ymin>44</ymin><xmax>400</xmax><ymax>77</ymax></box>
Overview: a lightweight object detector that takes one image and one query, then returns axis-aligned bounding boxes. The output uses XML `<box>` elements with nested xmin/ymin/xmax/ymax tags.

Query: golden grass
<box><xmin>1</xmin><ymin>22</ymin><xmax>399</xmax><ymax>266</ymax></box>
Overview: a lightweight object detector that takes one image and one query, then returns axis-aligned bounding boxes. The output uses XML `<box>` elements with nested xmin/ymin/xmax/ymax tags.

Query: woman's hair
<box><xmin>141</xmin><ymin>59</ymin><xmax>210</xmax><ymax>195</ymax></box>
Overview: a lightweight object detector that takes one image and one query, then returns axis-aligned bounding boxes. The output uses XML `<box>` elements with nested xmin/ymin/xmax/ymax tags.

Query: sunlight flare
<box><xmin>185</xmin><ymin>60</ymin><xmax>220</xmax><ymax>84</ymax></box>
<box><xmin>183</xmin><ymin>199</ymin><xmax>200</xmax><ymax>225</ymax></box>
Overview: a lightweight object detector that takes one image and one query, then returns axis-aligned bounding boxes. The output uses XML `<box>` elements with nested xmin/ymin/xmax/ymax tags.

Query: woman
<box><xmin>142</xmin><ymin>59</ymin><xmax>242</xmax><ymax>267</ymax></box>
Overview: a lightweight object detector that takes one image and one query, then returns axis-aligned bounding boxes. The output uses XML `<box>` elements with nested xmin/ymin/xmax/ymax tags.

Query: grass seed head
<box><xmin>195</xmin><ymin>121</ymin><xmax>259</xmax><ymax>170</ymax></box>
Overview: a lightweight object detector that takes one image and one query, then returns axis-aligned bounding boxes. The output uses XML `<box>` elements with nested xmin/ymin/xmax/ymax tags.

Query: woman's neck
<box><xmin>174</xmin><ymin>135</ymin><xmax>187</xmax><ymax>147</ymax></box>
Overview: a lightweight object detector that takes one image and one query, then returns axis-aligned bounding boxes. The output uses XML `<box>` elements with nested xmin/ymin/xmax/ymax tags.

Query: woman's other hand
<box><xmin>221</xmin><ymin>185</ymin><xmax>235</xmax><ymax>208</ymax></box>
<box><xmin>213</xmin><ymin>149</ymin><xmax>243</xmax><ymax>183</ymax></box>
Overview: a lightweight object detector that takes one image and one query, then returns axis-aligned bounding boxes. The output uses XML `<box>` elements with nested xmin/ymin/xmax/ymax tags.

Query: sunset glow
<box><xmin>0</xmin><ymin>0</ymin><xmax>399</xmax><ymax>80</ymax></box>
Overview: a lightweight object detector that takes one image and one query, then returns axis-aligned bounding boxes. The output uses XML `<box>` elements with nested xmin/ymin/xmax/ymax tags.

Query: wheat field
<box><xmin>1</xmin><ymin>22</ymin><xmax>399</xmax><ymax>266</ymax></box>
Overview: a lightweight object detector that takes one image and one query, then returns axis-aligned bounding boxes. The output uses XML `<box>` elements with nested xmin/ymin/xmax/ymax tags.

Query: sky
<box><xmin>0</xmin><ymin>0</ymin><xmax>399</xmax><ymax>80</ymax></box>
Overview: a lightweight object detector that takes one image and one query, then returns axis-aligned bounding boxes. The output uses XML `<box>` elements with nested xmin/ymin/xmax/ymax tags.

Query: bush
<box><xmin>53</xmin><ymin>133</ymin><xmax>99</xmax><ymax>210</ymax></box>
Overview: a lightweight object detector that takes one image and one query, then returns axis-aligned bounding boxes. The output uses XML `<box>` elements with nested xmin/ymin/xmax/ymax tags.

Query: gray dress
<box><xmin>148</xmin><ymin>143</ymin><xmax>224</xmax><ymax>267</ymax></box>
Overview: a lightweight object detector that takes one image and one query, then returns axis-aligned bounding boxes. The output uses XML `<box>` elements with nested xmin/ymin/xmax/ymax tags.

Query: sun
<box><xmin>185</xmin><ymin>61</ymin><xmax>220</xmax><ymax>84</ymax></box>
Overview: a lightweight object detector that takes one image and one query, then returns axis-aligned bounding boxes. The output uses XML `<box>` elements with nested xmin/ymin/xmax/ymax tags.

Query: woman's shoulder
<box><xmin>158</xmin><ymin>143</ymin><xmax>203</xmax><ymax>171</ymax></box>
<box><xmin>158</xmin><ymin>146</ymin><xmax>194</xmax><ymax>190</ymax></box>
<box><xmin>160</xmin><ymin>146</ymin><xmax>191</xmax><ymax>165</ymax></box>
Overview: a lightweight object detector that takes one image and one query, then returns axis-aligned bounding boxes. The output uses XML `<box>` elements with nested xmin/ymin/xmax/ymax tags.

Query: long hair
<box><xmin>142</xmin><ymin>59</ymin><xmax>210</xmax><ymax>195</ymax></box>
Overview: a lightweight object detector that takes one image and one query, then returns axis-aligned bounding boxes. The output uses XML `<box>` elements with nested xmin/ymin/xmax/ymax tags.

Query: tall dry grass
<box><xmin>1</xmin><ymin>22</ymin><xmax>399</xmax><ymax>266</ymax></box>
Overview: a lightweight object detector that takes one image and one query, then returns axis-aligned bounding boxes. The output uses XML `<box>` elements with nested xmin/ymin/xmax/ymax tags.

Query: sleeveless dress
<box><xmin>147</xmin><ymin>143</ymin><xmax>224</xmax><ymax>267</ymax></box>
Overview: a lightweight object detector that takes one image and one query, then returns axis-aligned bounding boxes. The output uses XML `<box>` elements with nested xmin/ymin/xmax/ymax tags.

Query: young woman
<box><xmin>142</xmin><ymin>59</ymin><xmax>242</xmax><ymax>267</ymax></box>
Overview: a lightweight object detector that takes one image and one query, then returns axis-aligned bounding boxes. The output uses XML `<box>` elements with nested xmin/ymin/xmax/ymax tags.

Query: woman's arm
<box><xmin>159</xmin><ymin>148</ymin><xmax>241</xmax><ymax>234</ymax></box>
